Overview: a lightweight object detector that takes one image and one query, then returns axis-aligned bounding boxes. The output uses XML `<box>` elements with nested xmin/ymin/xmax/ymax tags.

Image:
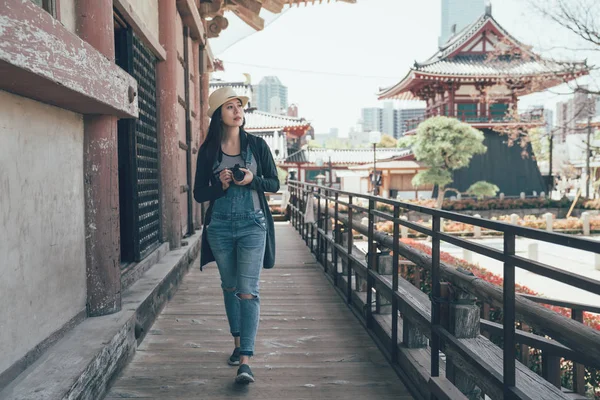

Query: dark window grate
<box><xmin>131</xmin><ymin>34</ymin><xmax>160</xmax><ymax>260</ymax></box>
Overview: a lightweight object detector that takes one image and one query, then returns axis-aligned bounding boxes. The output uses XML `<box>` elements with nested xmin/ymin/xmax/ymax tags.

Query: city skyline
<box><xmin>361</xmin><ymin>103</ymin><xmax>425</xmax><ymax>139</ymax></box>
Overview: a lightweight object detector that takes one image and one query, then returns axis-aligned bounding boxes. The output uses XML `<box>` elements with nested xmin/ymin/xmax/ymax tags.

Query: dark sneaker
<box><xmin>228</xmin><ymin>347</ymin><xmax>240</xmax><ymax>366</ymax></box>
<box><xmin>235</xmin><ymin>364</ymin><xmax>255</xmax><ymax>384</ymax></box>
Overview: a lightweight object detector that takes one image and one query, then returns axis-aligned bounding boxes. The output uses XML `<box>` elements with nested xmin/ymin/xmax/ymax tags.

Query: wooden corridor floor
<box><xmin>106</xmin><ymin>222</ymin><xmax>414</xmax><ymax>400</ymax></box>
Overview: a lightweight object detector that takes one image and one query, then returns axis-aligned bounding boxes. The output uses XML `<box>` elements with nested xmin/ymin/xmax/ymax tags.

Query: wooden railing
<box><xmin>287</xmin><ymin>181</ymin><xmax>600</xmax><ymax>400</ymax></box>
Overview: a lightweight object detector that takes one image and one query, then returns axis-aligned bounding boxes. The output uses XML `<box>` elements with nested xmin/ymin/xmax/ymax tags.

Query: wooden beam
<box><xmin>205</xmin><ymin>15</ymin><xmax>228</xmax><ymax>38</ymax></box>
<box><xmin>113</xmin><ymin>0</ymin><xmax>167</xmax><ymax>60</ymax></box>
<box><xmin>200</xmin><ymin>0</ymin><xmax>223</xmax><ymax>18</ymax></box>
<box><xmin>228</xmin><ymin>0</ymin><xmax>262</xmax><ymax>14</ymax></box>
<box><xmin>205</xmin><ymin>44</ymin><xmax>216</xmax><ymax>72</ymax></box>
<box><xmin>176</xmin><ymin>0</ymin><xmax>206</xmax><ymax>43</ymax></box>
<box><xmin>231</xmin><ymin>4</ymin><xmax>264</xmax><ymax>30</ymax></box>
<box><xmin>260</xmin><ymin>0</ymin><xmax>284</xmax><ymax>13</ymax></box>
<box><xmin>1</xmin><ymin>0</ymin><xmax>138</xmax><ymax>118</ymax></box>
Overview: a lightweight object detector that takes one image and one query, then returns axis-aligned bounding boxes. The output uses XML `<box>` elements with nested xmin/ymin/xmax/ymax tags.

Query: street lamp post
<box><xmin>369</xmin><ymin>131</ymin><xmax>381</xmax><ymax>196</ymax></box>
<box><xmin>326</xmin><ymin>149</ymin><xmax>334</xmax><ymax>187</ymax></box>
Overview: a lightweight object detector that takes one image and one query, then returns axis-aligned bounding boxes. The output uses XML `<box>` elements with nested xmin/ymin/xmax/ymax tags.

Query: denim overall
<box><xmin>206</xmin><ymin>146</ymin><xmax>267</xmax><ymax>357</ymax></box>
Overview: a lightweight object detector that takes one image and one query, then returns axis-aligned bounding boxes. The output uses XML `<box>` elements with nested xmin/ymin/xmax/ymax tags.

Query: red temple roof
<box><xmin>379</xmin><ymin>12</ymin><xmax>588</xmax><ymax>100</ymax></box>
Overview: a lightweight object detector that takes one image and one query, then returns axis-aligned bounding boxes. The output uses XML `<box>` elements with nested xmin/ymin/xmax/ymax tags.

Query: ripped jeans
<box><xmin>206</xmin><ymin>210</ymin><xmax>267</xmax><ymax>356</ymax></box>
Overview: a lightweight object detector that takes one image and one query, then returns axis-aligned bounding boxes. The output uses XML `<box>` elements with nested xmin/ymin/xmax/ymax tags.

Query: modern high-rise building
<box><xmin>398</xmin><ymin>108</ymin><xmax>426</xmax><ymax>136</ymax></box>
<box><xmin>439</xmin><ymin>0</ymin><xmax>487</xmax><ymax>46</ymax></box>
<box><xmin>361</xmin><ymin>103</ymin><xmax>425</xmax><ymax>139</ymax></box>
<box><xmin>253</xmin><ymin>76</ymin><xmax>288</xmax><ymax>114</ymax></box>
<box><xmin>555</xmin><ymin>91</ymin><xmax>597</xmax><ymax>142</ymax></box>
<box><xmin>361</xmin><ymin>107</ymin><xmax>382</xmax><ymax>133</ymax></box>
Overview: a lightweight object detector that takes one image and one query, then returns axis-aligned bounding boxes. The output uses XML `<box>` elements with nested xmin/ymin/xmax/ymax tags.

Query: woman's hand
<box><xmin>234</xmin><ymin>168</ymin><xmax>254</xmax><ymax>186</ymax></box>
<box><xmin>219</xmin><ymin>169</ymin><xmax>233</xmax><ymax>191</ymax></box>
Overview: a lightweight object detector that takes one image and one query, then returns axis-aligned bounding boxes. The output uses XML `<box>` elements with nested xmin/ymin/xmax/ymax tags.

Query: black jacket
<box><xmin>193</xmin><ymin>130</ymin><xmax>280</xmax><ymax>270</ymax></box>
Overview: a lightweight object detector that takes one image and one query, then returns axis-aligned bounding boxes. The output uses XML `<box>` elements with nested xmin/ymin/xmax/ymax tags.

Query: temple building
<box><xmin>244</xmin><ymin>109</ymin><xmax>314</xmax><ymax>162</ymax></box>
<box><xmin>378</xmin><ymin>7</ymin><xmax>588</xmax><ymax>196</ymax></box>
<box><xmin>281</xmin><ymin>147</ymin><xmax>411</xmax><ymax>190</ymax></box>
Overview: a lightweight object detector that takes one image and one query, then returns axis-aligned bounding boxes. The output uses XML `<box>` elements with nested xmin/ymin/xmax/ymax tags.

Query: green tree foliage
<box><xmin>528</xmin><ymin>128</ymin><xmax>549</xmax><ymax>161</ymax></box>
<box><xmin>378</xmin><ymin>133</ymin><xmax>398</xmax><ymax>148</ymax></box>
<box><xmin>276</xmin><ymin>167</ymin><xmax>288</xmax><ymax>186</ymax></box>
<box><xmin>402</xmin><ymin>116</ymin><xmax>487</xmax><ymax>207</ymax></box>
<box><xmin>307</xmin><ymin>139</ymin><xmax>322</xmax><ymax>149</ymax></box>
<box><xmin>466</xmin><ymin>181</ymin><xmax>500</xmax><ymax>200</ymax></box>
<box><xmin>324</xmin><ymin>138</ymin><xmax>351</xmax><ymax>149</ymax></box>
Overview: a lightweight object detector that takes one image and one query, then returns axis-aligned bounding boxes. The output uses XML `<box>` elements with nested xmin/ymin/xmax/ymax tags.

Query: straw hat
<box><xmin>207</xmin><ymin>87</ymin><xmax>249</xmax><ymax>118</ymax></box>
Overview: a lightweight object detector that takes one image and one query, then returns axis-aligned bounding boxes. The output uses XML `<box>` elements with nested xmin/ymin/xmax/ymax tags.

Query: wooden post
<box><xmin>413</xmin><ymin>264</ymin><xmax>422</xmax><ymax>290</ymax></box>
<box><xmin>541</xmin><ymin>352</ymin><xmax>561</xmax><ymax>389</ymax></box>
<box><xmin>519</xmin><ymin>322</ymin><xmax>530</xmax><ymax>367</ymax></box>
<box><xmin>376</xmin><ymin>254</ymin><xmax>393</xmax><ymax>314</ymax></box>
<box><xmin>157</xmin><ymin>0</ymin><xmax>182</xmax><ymax>249</ymax></box>
<box><xmin>77</xmin><ymin>0</ymin><xmax>121</xmax><ymax>316</ymax></box>
<box><xmin>446</xmin><ymin>288</ymin><xmax>482</xmax><ymax>400</ymax></box>
<box><xmin>340</xmin><ymin>229</ymin><xmax>349</xmax><ymax>275</ymax></box>
<box><xmin>571</xmin><ymin>309</ymin><xmax>586</xmax><ymax>395</ymax></box>
<box><xmin>402</xmin><ymin>318</ymin><xmax>428</xmax><ymax>348</ymax></box>
<box><xmin>481</xmin><ymin>302</ymin><xmax>491</xmax><ymax>339</ymax></box>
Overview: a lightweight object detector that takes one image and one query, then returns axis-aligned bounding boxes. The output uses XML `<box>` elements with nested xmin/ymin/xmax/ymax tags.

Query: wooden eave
<box><xmin>177</xmin><ymin>0</ymin><xmax>206</xmax><ymax>43</ymax></box>
<box><xmin>379</xmin><ymin>70</ymin><xmax>588</xmax><ymax>100</ymax></box>
<box><xmin>202</xmin><ymin>0</ymin><xmax>356</xmax><ymax>32</ymax></box>
<box><xmin>378</xmin><ymin>71</ymin><xmax>416</xmax><ymax>100</ymax></box>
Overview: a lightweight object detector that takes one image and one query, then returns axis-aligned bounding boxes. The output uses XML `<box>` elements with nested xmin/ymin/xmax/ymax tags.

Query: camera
<box><xmin>231</xmin><ymin>164</ymin><xmax>246</xmax><ymax>181</ymax></box>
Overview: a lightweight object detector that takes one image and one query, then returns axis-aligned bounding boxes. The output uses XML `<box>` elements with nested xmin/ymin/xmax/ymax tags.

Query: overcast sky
<box><xmin>209</xmin><ymin>0</ymin><xmax>600</xmax><ymax>136</ymax></box>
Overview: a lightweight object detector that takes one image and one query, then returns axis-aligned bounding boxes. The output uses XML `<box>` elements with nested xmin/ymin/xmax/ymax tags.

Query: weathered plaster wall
<box><xmin>129</xmin><ymin>0</ymin><xmax>159</xmax><ymax>41</ymax></box>
<box><xmin>59</xmin><ymin>0</ymin><xmax>77</xmax><ymax>33</ymax></box>
<box><xmin>0</xmin><ymin>90</ymin><xmax>86</xmax><ymax>375</ymax></box>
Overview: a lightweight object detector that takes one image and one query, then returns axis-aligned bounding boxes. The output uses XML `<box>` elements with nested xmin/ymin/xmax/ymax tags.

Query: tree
<box><xmin>402</xmin><ymin>116</ymin><xmax>487</xmax><ymax>208</ymax></box>
<box><xmin>276</xmin><ymin>166</ymin><xmax>288</xmax><ymax>186</ymax></box>
<box><xmin>527</xmin><ymin>0</ymin><xmax>600</xmax><ymax>97</ymax></box>
<box><xmin>324</xmin><ymin>137</ymin><xmax>351</xmax><ymax>149</ymax></box>
<box><xmin>378</xmin><ymin>133</ymin><xmax>397</xmax><ymax>148</ymax></box>
<box><xmin>466</xmin><ymin>181</ymin><xmax>500</xmax><ymax>200</ymax></box>
<box><xmin>529</xmin><ymin>127</ymin><xmax>550</xmax><ymax>162</ymax></box>
<box><xmin>307</xmin><ymin>139</ymin><xmax>322</xmax><ymax>149</ymax></box>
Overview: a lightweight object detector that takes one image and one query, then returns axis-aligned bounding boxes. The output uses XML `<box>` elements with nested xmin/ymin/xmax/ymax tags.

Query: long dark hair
<box><xmin>199</xmin><ymin>104</ymin><xmax>246</xmax><ymax>170</ymax></box>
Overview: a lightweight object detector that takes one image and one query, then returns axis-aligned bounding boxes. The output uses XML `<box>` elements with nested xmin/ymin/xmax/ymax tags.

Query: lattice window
<box><xmin>131</xmin><ymin>34</ymin><xmax>161</xmax><ymax>260</ymax></box>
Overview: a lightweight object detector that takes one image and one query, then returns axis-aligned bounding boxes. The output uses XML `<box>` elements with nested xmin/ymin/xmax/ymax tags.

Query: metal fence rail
<box><xmin>287</xmin><ymin>181</ymin><xmax>600</xmax><ymax>400</ymax></box>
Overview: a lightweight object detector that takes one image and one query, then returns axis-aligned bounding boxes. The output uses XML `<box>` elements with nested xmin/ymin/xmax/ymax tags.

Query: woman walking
<box><xmin>193</xmin><ymin>87</ymin><xmax>279</xmax><ymax>384</ymax></box>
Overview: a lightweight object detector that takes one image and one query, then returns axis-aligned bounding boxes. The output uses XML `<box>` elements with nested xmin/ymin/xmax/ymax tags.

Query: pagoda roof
<box><xmin>244</xmin><ymin>109</ymin><xmax>312</xmax><ymax>137</ymax></box>
<box><xmin>283</xmin><ymin>148</ymin><xmax>411</xmax><ymax>165</ymax></box>
<box><xmin>379</xmin><ymin>12</ymin><xmax>588</xmax><ymax>100</ymax></box>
